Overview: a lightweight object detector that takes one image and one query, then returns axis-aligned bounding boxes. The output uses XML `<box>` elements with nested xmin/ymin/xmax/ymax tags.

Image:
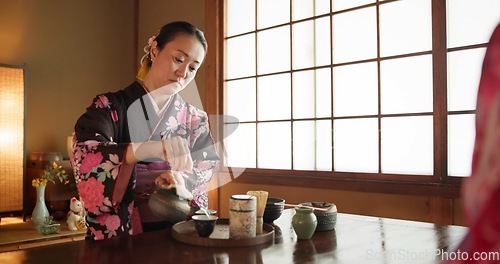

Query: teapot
<box><xmin>148</xmin><ymin>186</ymin><xmax>191</xmax><ymax>224</ymax></box>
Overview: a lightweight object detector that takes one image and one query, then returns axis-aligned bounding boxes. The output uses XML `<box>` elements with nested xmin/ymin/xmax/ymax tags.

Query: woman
<box><xmin>444</xmin><ymin>23</ymin><xmax>500</xmax><ymax>263</ymax></box>
<box><xmin>71</xmin><ymin>21</ymin><xmax>219</xmax><ymax>240</ymax></box>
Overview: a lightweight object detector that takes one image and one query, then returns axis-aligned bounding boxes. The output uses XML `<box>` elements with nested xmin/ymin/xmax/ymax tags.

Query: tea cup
<box><xmin>192</xmin><ymin>215</ymin><xmax>218</xmax><ymax>237</ymax></box>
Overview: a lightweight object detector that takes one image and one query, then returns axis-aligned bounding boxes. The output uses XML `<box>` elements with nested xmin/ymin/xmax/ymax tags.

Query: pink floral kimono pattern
<box><xmin>444</xmin><ymin>23</ymin><xmax>500</xmax><ymax>263</ymax></box>
<box><xmin>71</xmin><ymin>81</ymin><xmax>219</xmax><ymax>240</ymax></box>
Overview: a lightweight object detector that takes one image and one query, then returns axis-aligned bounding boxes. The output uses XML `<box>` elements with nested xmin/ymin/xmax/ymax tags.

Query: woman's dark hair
<box><xmin>137</xmin><ymin>21</ymin><xmax>207</xmax><ymax>80</ymax></box>
<box><xmin>156</xmin><ymin>21</ymin><xmax>207</xmax><ymax>52</ymax></box>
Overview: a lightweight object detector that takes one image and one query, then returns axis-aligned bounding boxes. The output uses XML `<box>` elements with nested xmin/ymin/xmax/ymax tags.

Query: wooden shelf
<box><xmin>0</xmin><ymin>217</ymin><xmax>85</xmax><ymax>252</ymax></box>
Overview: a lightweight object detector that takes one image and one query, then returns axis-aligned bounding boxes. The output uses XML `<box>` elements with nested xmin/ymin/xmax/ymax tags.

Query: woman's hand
<box><xmin>163</xmin><ymin>136</ymin><xmax>193</xmax><ymax>171</ymax></box>
<box><xmin>154</xmin><ymin>170</ymin><xmax>177</xmax><ymax>188</ymax></box>
<box><xmin>127</xmin><ymin>141</ymin><xmax>164</xmax><ymax>164</ymax></box>
<box><xmin>154</xmin><ymin>170</ymin><xmax>193</xmax><ymax>200</ymax></box>
<box><xmin>126</xmin><ymin>136</ymin><xmax>193</xmax><ymax>170</ymax></box>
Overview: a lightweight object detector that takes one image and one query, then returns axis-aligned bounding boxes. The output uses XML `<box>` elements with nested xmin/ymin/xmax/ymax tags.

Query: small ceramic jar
<box><xmin>292</xmin><ymin>207</ymin><xmax>317</xmax><ymax>240</ymax></box>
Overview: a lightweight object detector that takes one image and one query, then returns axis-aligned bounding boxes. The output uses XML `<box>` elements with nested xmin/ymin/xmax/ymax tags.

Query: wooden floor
<box><xmin>0</xmin><ymin>216</ymin><xmax>86</xmax><ymax>252</ymax></box>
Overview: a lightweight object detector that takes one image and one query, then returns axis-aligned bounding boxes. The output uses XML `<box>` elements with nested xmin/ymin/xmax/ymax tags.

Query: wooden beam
<box><xmin>432</xmin><ymin>0</ymin><xmax>448</xmax><ymax>183</ymax></box>
<box><xmin>427</xmin><ymin>197</ymin><xmax>453</xmax><ymax>225</ymax></box>
<box><xmin>225</xmin><ymin>172</ymin><xmax>461</xmax><ymax>198</ymax></box>
<box><xmin>205</xmin><ymin>0</ymin><xmax>222</xmax><ymax>211</ymax></box>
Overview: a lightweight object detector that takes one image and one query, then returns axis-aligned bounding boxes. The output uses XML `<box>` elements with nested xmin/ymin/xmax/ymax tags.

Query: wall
<box><xmin>0</xmin><ymin>0</ymin><xmax>204</xmax><ymax>157</ymax></box>
<box><xmin>0</xmin><ymin>0</ymin><xmax>135</xmax><ymax>158</ymax></box>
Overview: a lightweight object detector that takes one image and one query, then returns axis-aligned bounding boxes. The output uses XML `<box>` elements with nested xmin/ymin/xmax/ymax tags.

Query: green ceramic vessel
<box><xmin>292</xmin><ymin>207</ymin><xmax>317</xmax><ymax>240</ymax></box>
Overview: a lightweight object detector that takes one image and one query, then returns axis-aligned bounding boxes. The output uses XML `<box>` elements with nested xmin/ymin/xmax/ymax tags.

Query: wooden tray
<box><xmin>171</xmin><ymin>219</ymin><xmax>274</xmax><ymax>247</ymax></box>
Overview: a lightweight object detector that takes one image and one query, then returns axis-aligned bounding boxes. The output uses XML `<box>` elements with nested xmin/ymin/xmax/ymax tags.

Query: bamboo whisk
<box><xmin>247</xmin><ymin>190</ymin><xmax>268</xmax><ymax>234</ymax></box>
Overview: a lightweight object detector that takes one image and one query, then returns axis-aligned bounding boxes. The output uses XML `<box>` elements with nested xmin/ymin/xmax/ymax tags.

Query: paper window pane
<box><xmin>258</xmin><ymin>73</ymin><xmax>291</xmax><ymax>121</ymax></box>
<box><xmin>293</xmin><ymin>120</ymin><xmax>332</xmax><ymax>171</ymax></box>
<box><xmin>291</xmin><ymin>69</ymin><xmax>332</xmax><ymax>119</ymax></box>
<box><xmin>315</xmin><ymin>17</ymin><xmax>331</xmax><ymax>67</ymax></box>
<box><xmin>447</xmin><ymin>0</ymin><xmax>500</xmax><ymax>48</ymax></box>
<box><xmin>292</xmin><ymin>0</ymin><xmax>330</xmax><ymax>18</ymax></box>
<box><xmin>293</xmin><ymin>70</ymin><xmax>314</xmax><ymax>119</ymax></box>
<box><xmin>379</xmin><ymin>0</ymin><xmax>432</xmax><ymax>57</ymax></box>
<box><xmin>333</xmin><ymin>62</ymin><xmax>378</xmax><ymax>116</ymax></box>
<box><xmin>332</xmin><ymin>7</ymin><xmax>377</xmax><ymax>63</ymax></box>
<box><xmin>225</xmin><ymin>78</ymin><xmax>256</xmax><ymax>122</ymax></box>
<box><xmin>316</xmin><ymin>68</ymin><xmax>332</xmax><ymax>118</ymax></box>
<box><xmin>332</xmin><ymin>0</ymin><xmax>375</xmax><ymax>12</ymax></box>
<box><xmin>316</xmin><ymin>120</ymin><xmax>332</xmax><ymax>171</ymax></box>
<box><xmin>448</xmin><ymin>114</ymin><xmax>475</xmax><ymax>177</ymax></box>
<box><xmin>258</xmin><ymin>122</ymin><xmax>291</xmax><ymax>169</ymax></box>
<box><xmin>334</xmin><ymin>118</ymin><xmax>378</xmax><ymax>173</ymax></box>
<box><xmin>447</xmin><ymin>48</ymin><xmax>486</xmax><ymax>111</ymax></box>
<box><xmin>224</xmin><ymin>123</ymin><xmax>256</xmax><ymax>168</ymax></box>
<box><xmin>257</xmin><ymin>0</ymin><xmax>290</xmax><ymax>29</ymax></box>
<box><xmin>257</xmin><ymin>26</ymin><xmax>291</xmax><ymax>74</ymax></box>
<box><xmin>380</xmin><ymin>55</ymin><xmax>433</xmax><ymax>114</ymax></box>
<box><xmin>226</xmin><ymin>34</ymin><xmax>256</xmax><ymax>79</ymax></box>
<box><xmin>293</xmin><ymin>0</ymin><xmax>314</xmax><ymax>21</ymax></box>
<box><xmin>293</xmin><ymin>121</ymin><xmax>316</xmax><ymax>170</ymax></box>
<box><xmin>226</xmin><ymin>0</ymin><xmax>255</xmax><ymax>37</ymax></box>
<box><xmin>381</xmin><ymin>116</ymin><xmax>433</xmax><ymax>175</ymax></box>
<box><xmin>293</xmin><ymin>21</ymin><xmax>314</xmax><ymax>70</ymax></box>
<box><xmin>315</xmin><ymin>0</ymin><xmax>330</xmax><ymax>15</ymax></box>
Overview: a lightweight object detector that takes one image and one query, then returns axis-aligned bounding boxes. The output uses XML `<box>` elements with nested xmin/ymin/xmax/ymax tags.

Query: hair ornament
<box><xmin>140</xmin><ymin>35</ymin><xmax>156</xmax><ymax>66</ymax></box>
<box><xmin>148</xmin><ymin>36</ymin><xmax>156</xmax><ymax>46</ymax></box>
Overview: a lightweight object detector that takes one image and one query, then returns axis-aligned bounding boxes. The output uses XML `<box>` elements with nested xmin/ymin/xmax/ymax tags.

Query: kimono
<box><xmin>444</xmin><ymin>23</ymin><xmax>500</xmax><ymax>263</ymax></box>
<box><xmin>71</xmin><ymin>81</ymin><xmax>219</xmax><ymax>240</ymax></box>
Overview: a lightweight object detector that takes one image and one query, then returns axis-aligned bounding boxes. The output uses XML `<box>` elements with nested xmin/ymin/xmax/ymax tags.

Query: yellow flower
<box><xmin>32</xmin><ymin>162</ymin><xmax>70</xmax><ymax>188</ymax></box>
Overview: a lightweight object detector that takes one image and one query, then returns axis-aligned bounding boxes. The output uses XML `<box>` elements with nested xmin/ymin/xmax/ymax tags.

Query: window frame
<box><xmin>204</xmin><ymin>0</ymin><xmax>491</xmax><ymax>198</ymax></box>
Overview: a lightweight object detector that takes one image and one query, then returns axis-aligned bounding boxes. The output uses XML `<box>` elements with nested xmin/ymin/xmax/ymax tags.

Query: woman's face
<box><xmin>148</xmin><ymin>33</ymin><xmax>205</xmax><ymax>95</ymax></box>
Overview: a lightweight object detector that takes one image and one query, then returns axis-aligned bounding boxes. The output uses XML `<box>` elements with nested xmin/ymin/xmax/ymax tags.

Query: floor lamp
<box><xmin>0</xmin><ymin>63</ymin><xmax>26</xmax><ymax>221</ymax></box>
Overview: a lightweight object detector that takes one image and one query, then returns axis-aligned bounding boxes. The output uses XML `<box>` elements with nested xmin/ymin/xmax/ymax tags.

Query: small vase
<box><xmin>292</xmin><ymin>207</ymin><xmax>317</xmax><ymax>240</ymax></box>
<box><xmin>32</xmin><ymin>185</ymin><xmax>50</xmax><ymax>229</ymax></box>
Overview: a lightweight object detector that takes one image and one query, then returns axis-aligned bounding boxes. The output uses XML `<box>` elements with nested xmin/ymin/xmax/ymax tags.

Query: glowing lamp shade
<box><xmin>0</xmin><ymin>64</ymin><xmax>25</xmax><ymax>213</ymax></box>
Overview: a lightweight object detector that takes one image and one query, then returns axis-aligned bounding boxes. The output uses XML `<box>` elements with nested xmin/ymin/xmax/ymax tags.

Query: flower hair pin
<box><xmin>141</xmin><ymin>35</ymin><xmax>156</xmax><ymax>66</ymax></box>
<box><xmin>148</xmin><ymin>36</ymin><xmax>156</xmax><ymax>46</ymax></box>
